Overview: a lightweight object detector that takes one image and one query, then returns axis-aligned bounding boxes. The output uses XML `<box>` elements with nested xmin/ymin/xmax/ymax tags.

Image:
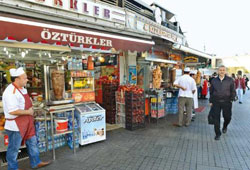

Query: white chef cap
<box><xmin>184</xmin><ymin>67</ymin><xmax>191</xmax><ymax>72</ymax></box>
<box><xmin>10</xmin><ymin>67</ymin><xmax>25</xmax><ymax>77</ymax></box>
<box><xmin>190</xmin><ymin>70</ymin><xmax>197</xmax><ymax>75</ymax></box>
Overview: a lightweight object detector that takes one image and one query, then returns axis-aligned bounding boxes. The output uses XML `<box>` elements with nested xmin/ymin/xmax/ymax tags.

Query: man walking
<box><xmin>3</xmin><ymin>67</ymin><xmax>51</xmax><ymax>170</ymax></box>
<box><xmin>209</xmin><ymin>65</ymin><xmax>236</xmax><ymax>140</ymax></box>
<box><xmin>243</xmin><ymin>75</ymin><xmax>249</xmax><ymax>90</ymax></box>
<box><xmin>173</xmin><ymin>67</ymin><xmax>196</xmax><ymax>127</ymax></box>
<box><xmin>235</xmin><ymin>74</ymin><xmax>245</xmax><ymax>104</ymax></box>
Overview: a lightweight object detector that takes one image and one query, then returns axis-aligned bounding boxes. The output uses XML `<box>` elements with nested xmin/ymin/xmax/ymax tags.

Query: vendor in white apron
<box><xmin>190</xmin><ymin>70</ymin><xmax>199</xmax><ymax>109</ymax></box>
<box><xmin>2</xmin><ymin>67</ymin><xmax>51</xmax><ymax>170</ymax></box>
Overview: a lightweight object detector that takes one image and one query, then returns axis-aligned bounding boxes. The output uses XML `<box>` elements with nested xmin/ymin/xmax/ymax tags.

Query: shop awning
<box><xmin>145</xmin><ymin>57</ymin><xmax>177</xmax><ymax>64</ymax></box>
<box><xmin>0</xmin><ymin>16</ymin><xmax>154</xmax><ymax>52</ymax></box>
<box><xmin>172</xmin><ymin>44</ymin><xmax>213</xmax><ymax>59</ymax></box>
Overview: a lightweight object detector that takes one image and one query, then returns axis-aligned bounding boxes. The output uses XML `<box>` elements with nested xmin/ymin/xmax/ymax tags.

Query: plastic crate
<box><xmin>116</xmin><ymin>114</ymin><xmax>125</xmax><ymax>128</ymax></box>
<box><xmin>151</xmin><ymin>109</ymin><xmax>165</xmax><ymax>118</ymax></box>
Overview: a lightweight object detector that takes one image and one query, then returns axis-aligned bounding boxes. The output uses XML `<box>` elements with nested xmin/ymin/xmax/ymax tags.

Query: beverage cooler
<box><xmin>75</xmin><ymin>102</ymin><xmax>106</xmax><ymax>146</ymax></box>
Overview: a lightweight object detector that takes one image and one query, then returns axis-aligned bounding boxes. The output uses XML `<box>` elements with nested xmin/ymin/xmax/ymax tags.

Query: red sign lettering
<box><xmin>83</xmin><ymin>2</ymin><xmax>89</xmax><ymax>13</ymax></box>
<box><xmin>94</xmin><ymin>6</ymin><xmax>99</xmax><ymax>16</ymax></box>
<box><xmin>104</xmin><ymin>9</ymin><xmax>110</xmax><ymax>18</ymax></box>
<box><xmin>70</xmin><ymin>0</ymin><xmax>78</xmax><ymax>10</ymax></box>
<box><xmin>54</xmin><ymin>0</ymin><xmax>63</xmax><ymax>7</ymax></box>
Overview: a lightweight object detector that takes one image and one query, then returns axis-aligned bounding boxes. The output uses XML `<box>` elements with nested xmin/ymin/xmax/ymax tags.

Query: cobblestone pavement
<box><xmin>3</xmin><ymin>92</ymin><xmax>250</xmax><ymax>170</ymax></box>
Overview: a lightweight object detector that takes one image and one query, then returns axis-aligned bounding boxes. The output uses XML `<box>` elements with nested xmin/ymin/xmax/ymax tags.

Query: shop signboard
<box><xmin>170</xmin><ymin>54</ymin><xmax>181</xmax><ymax>61</ymax></box>
<box><xmin>128</xmin><ymin>66</ymin><xmax>137</xmax><ymax>85</ymax></box>
<box><xmin>184</xmin><ymin>56</ymin><xmax>199</xmax><ymax>63</ymax></box>
<box><xmin>126</xmin><ymin>11</ymin><xmax>136</xmax><ymax>30</ymax></box>
<box><xmin>72</xmin><ymin>91</ymin><xmax>95</xmax><ymax>102</ymax></box>
<box><xmin>23</xmin><ymin>0</ymin><xmax>125</xmax><ymax>24</ymax></box>
<box><xmin>126</xmin><ymin>12</ymin><xmax>183</xmax><ymax>44</ymax></box>
<box><xmin>0</xmin><ymin>16</ymin><xmax>154</xmax><ymax>52</ymax></box>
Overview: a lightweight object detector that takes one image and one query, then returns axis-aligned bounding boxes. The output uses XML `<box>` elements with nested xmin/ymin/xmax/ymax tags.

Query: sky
<box><xmin>143</xmin><ymin>0</ymin><xmax>250</xmax><ymax>57</ymax></box>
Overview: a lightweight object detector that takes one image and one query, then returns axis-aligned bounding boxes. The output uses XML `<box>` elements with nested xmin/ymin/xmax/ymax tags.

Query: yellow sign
<box><xmin>184</xmin><ymin>56</ymin><xmax>198</xmax><ymax>63</ymax></box>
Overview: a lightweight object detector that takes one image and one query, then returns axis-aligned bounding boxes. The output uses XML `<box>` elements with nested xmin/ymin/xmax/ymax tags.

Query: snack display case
<box><xmin>70</xmin><ymin>71</ymin><xmax>95</xmax><ymax>103</ymax></box>
<box><xmin>75</xmin><ymin>102</ymin><xmax>106</xmax><ymax>146</ymax></box>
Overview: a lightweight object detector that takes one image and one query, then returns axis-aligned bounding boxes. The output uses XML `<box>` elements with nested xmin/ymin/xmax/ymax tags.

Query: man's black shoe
<box><xmin>214</xmin><ymin>135</ymin><xmax>220</xmax><ymax>140</ymax></box>
<box><xmin>239</xmin><ymin>102</ymin><xmax>242</xmax><ymax>104</ymax></box>
<box><xmin>222</xmin><ymin>128</ymin><xmax>227</xmax><ymax>134</ymax></box>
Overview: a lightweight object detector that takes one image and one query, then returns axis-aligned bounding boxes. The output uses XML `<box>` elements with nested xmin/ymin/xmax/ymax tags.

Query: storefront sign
<box><xmin>144</xmin><ymin>24</ymin><xmax>178</xmax><ymax>43</ymax></box>
<box><xmin>184</xmin><ymin>56</ymin><xmax>199</xmax><ymax>63</ymax></box>
<box><xmin>170</xmin><ymin>54</ymin><xmax>181</xmax><ymax>61</ymax></box>
<box><xmin>126</xmin><ymin>11</ymin><xmax>183</xmax><ymax>44</ymax></box>
<box><xmin>23</xmin><ymin>0</ymin><xmax>125</xmax><ymax>24</ymax></box>
<box><xmin>41</xmin><ymin>29</ymin><xmax>112</xmax><ymax>47</ymax></box>
<box><xmin>0</xmin><ymin>16</ymin><xmax>154</xmax><ymax>52</ymax></box>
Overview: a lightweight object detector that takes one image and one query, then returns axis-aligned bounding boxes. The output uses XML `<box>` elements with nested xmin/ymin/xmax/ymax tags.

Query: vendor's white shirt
<box><xmin>2</xmin><ymin>84</ymin><xmax>27</xmax><ymax>131</ymax></box>
<box><xmin>174</xmin><ymin>74</ymin><xmax>197</xmax><ymax>98</ymax></box>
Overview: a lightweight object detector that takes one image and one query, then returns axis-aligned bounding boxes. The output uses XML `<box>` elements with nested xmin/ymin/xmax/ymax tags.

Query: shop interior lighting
<box><xmin>21</xmin><ymin>51</ymin><xmax>25</xmax><ymax>58</ymax></box>
<box><xmin>3</xmin><ymin>47</ymin><xmax>6</xmax><ymax>52</ymax></box>
<box><xmin>6</xmin><ymin>51</ymin><xmax>9</xmax><ymax>55</ymax></box>
<box><xmin>25</xmin><ymin>50</ymin><xmax>29</xmax><ymax>54</ymax></box>
<box><xmin>48</xmin><ymin>53</ymin><xmax>51</xmax><ymax>58</ymax></box>
<box><xmin>8</xmin><ymin>54</ymin><xmax>11</xmax><ymax>58</ymax></box>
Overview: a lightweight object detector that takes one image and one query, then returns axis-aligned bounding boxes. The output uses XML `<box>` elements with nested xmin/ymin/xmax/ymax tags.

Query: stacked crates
<box><xmin>116</xmin><ymin>91</ymin><xmax>126</xmax><ymax>128</ymax></box>
<box><xmin>150</xmin><ymin>97</ymin><xmax>165</xmax><ymax>118</ymax></box>
<box><xmin>102</xmin><ymin>82</ymin><xmax>118</xmax><ymax>124</ymax></box>
<box><xmin>125</xmin><ymin>92</ymin><xmax>145</xmax><ymax>131</ymax></box>
<box><xmin>165</xmin><ymin>97</ymin><xmax>178</xmax><ymax>114</ymax></box>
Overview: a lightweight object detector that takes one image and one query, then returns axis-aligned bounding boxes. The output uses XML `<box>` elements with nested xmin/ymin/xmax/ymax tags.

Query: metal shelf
<box><xmin>48</xmin><ymin>106</ymin><xmax>76</xmax><ymax>160</ymax></box>
<box><xmin>54</xmin><ymin>130</ymin><xmax>73</xmax><ymax>137</ymax></box>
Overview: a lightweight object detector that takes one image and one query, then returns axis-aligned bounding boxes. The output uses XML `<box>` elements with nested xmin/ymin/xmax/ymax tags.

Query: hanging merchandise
<box><xmin>87</xmin><ymin>56</ymin><xmax>94</xmax><ymax>70</ymax></box>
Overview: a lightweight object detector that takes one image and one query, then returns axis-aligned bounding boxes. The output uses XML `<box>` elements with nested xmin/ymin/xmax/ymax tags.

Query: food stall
<box><xmin>0</xmin><ymin>47</ymin><xmax>118</xmax><ymax>162</ymax></box>
<box><xmin>136</xmin><ymin>51</ymin><xmax>184</xmax><ymax>122</ymax></box>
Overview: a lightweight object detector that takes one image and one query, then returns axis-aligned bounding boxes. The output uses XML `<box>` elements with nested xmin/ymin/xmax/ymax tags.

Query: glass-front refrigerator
<box><xmin>75</xmin><ymin>102</ymin><xmax>106</xmax><ymax>146</ymax></box>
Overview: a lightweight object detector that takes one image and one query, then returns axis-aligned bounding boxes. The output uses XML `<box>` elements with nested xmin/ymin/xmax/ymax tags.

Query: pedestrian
<box><xmin>201</xmin><ymin>75</ymin><xmax>208</xmax><ymax>99</ymax></box>
<box><xmin>173</xmin><ymin>67</ymin><xmax>196</xmax><ymax>127</ymax></box>
<box><xmin>2</xmin><ymin>67</ymin><xmax>51</xmax><ymax>170</ymax></box>
<box><xmin>209</xmin><ymin>72</ymin><xmax>217</xmax><ymax>86</ymax></box>
<box><xmin>190</xmin><ymin>70</ymin><xmax>198</xmax><ymax>121</ymax></box>
<box><xmin>231</xmin><ymin>73</ymin><xmax>236</xmax><ymax>81</ymax></box>
<box><xmin>243</xmin><ymin>75</ymin><xmax>249</xmax><ymax>90</ymax></box>
<box><xmin>235</xmin><ymin>74</ymin><xmax>246</xmax><ymax>103</ymax></box>
<box><xmin>209</xmin><ymin>65</ymin><xmax>236</xmax><ymax>140</ymax></box>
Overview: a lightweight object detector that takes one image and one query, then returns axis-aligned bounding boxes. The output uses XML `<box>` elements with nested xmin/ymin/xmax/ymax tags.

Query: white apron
<box><xmin>193</xmin><ymin>88</ymin><xmax>198</xmax><ymax>109</ymax></box>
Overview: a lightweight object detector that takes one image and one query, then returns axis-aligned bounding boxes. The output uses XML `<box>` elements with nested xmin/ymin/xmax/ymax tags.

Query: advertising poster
<box><xmin>128</xmin><ymin>66</ymin><xmax>137</xmax><ymax>85</ymax></box>
<box><xmin>80</xmin><ymin>112</ymin><xmax>106</xmax><ymax>145</ymax></box>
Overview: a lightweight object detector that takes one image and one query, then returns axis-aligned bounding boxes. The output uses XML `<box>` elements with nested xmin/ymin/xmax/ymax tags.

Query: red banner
<box><xmin>0</xmin><ymin>16</ymin><xmax>154</xmax><ymax>52</ymax></box>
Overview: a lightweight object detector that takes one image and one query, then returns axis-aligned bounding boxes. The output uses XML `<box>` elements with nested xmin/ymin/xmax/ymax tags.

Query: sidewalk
<box><xmin>4</xmin><ymin>92</ymin><xmax>250</xmax><ymax>170</ymax></box>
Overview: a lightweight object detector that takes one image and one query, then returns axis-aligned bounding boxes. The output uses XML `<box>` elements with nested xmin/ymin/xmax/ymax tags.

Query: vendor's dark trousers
<box><xmin>178</xmin><ymin>97</ymin><xmax>193</xmax><ymax>126</ymax></box>
<box><xmin>213</xmin><ymin>101</ymin><xmax>232</xmax><ymax>136</ymax></box>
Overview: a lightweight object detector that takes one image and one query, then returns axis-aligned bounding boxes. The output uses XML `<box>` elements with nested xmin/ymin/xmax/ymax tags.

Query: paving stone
<box><xmin>3</xmin><ymin>94</ymin><xmax>250</xmax><ymax>170</ymax></box>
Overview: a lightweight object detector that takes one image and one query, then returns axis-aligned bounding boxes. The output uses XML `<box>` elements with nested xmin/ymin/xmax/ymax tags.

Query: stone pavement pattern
<box><xmin>3</xmin><ymin>92</ymin><xmax>250</xmax><ymax>170</ymax></box>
